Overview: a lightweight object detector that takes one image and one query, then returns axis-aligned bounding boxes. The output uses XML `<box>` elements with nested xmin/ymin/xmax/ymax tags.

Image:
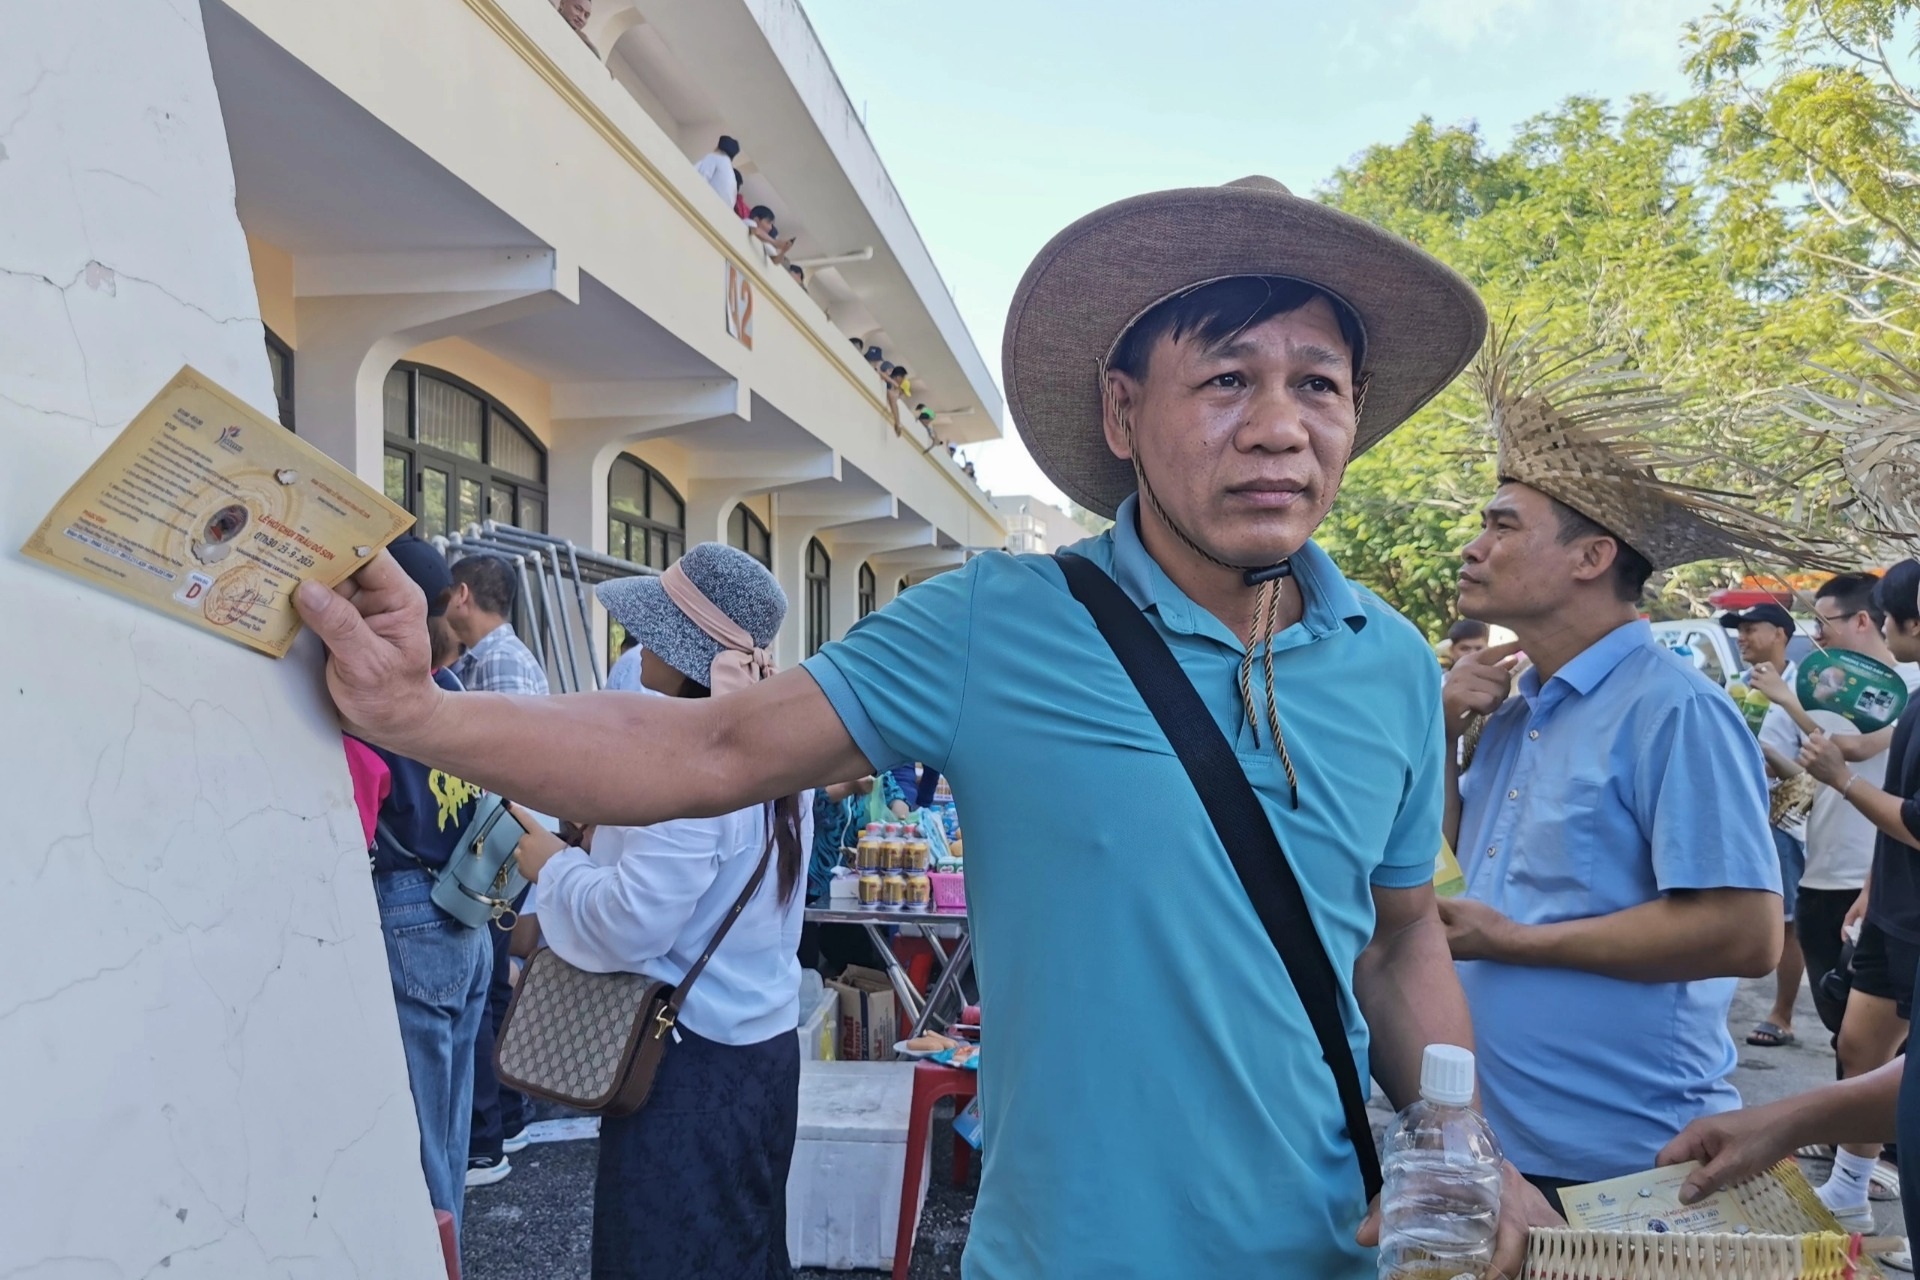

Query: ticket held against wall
<box><xmin>21</xmin><ymin>365</ymin><xmax>414</xmax><ymax>657</ymax></box>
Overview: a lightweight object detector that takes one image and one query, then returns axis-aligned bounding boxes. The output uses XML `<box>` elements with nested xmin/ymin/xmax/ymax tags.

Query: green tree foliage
<box><xmin>1309</xmin><ymin>56</ymin><xmax>1902</xmax><ymax>637</ymax></box>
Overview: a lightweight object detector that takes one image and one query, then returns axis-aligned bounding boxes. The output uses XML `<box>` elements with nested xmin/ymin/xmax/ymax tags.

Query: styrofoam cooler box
<box><xmin>797</xmin><ymin>980</ymin><xmax>838</xmax><ymax>1062</ymax></box>
<box><xmin>787</xmin><ymin>1060</ymin><xmax>927</xmax><ymax>1271</ymax></box>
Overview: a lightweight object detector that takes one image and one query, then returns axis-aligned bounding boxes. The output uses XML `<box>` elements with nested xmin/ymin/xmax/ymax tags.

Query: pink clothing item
<box><xmin>658</xmin><ymin>560</ymin><xmax>775</xmax><ymax>695</ymax></box>
<box><xmin>342</xmin><ymin>736</ymin><xmax>392</xmax><ymax>849</ymax></box>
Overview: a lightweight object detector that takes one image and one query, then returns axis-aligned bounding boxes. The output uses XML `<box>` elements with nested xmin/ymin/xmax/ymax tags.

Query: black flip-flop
<box><xmin>1747</xmin><ymin>1021</ymin><xmax>1796</xmax><ymax>1047</ymax></box>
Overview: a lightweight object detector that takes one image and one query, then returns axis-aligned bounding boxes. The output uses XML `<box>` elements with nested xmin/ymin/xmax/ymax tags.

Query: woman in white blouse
<box><xmin>510</xmin><ymin>543</ymin><xmax>810</xmax><ymax>1280</ymax></box>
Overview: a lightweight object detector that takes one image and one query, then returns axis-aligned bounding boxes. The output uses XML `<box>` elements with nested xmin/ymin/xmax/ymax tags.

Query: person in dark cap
<box><xmin>505</xmin><ymin>543</ymin><xmax>811</xmax><ymax>1280</ymax></box>
<box><xmin>1717</xmin><ymin>601</ymin><xmax>1812</xmax><ymax>1052</ymax></box>
<box><xmin>340</xmin><ymin>534</ymin><xmax>494</xmax><ymax>1245</ymax></box>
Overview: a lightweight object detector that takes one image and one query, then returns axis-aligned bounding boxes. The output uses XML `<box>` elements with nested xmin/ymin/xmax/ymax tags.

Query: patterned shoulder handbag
<box><xmin>493</xmin><ymin>811</ymin><xmax>774</xmax><ymax>1117</ymax></box>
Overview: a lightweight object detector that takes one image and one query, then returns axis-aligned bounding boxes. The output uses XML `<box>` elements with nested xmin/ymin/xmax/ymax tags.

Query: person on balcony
<box><xmin>694</xmin><ymin>135</ymin><xmax>740</xmax><ymax>209</ymax></box>
<box><xmin>297</xmin><ymin>175</ymin><xmax>1558</xmax><ymax>1278</ymax></box>
<box><xmin>558</xmin><ymin>0</ymin><xmax>595</xmax><ymax>53</ymax></box>
<box><xmin>746</xmin><ymin>205</ymin><xmax>794</xmax><ymax>264</ymax></box>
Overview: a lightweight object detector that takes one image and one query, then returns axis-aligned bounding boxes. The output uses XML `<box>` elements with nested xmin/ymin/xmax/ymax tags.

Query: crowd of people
<box><xmin>552</xmin><ymin>1</ymin><xmax>967</xmax><ymax>487</ymax></box>
<box><xmin>692</xmin><ymin>134</ymin><xmax>950</xmax><ymax>449</ymax></box>
<box><xmin>347</xmin><ymin>536</ymin><xmax>832</xmax><ymax>1277</ymax></box>
<box><xmin>298</xmin><ymin>172</ymin><xmax>1920</xmax><ymax>1279</ymax></box>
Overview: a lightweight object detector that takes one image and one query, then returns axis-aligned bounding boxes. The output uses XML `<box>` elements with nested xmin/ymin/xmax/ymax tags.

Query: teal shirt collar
<box><xmin>1103</xmin><ymin>494</ymin><xmax>1367</xmax><ymax>649</ymax></box>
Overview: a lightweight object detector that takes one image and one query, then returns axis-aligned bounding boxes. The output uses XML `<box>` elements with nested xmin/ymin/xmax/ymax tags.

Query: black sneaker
<box><xmin>465</xmin><ymin>1153</ymin><xmax>511</xmax><ymax>1188</ymax></box>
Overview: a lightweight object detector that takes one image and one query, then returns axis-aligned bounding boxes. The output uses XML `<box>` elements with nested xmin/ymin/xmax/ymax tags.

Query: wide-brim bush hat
<box><xmin>596</xmin><ymin>542</ymin><xmax>787</xmax><ymax>692</ymax></box>
<box><xmin>1003</xmin><ymin>175</ymin><xmax>1488</xmax><ymax>518</ymax></box>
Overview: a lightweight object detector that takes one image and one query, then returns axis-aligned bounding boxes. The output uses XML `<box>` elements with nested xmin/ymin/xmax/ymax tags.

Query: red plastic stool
<box><xmin>890</xmin><ymin>935</ymin><xmax>936</xmax><ymax>996</ymax></box>
<box><xmin>435</xmin><ymin>1209</ymin><xmax>461</xmax><ymax>1280</ymax></box>
<box><xmin>892</xmin><ymin>1062</ymin><xmax>978</xmax><ymax>1280</ymax></box>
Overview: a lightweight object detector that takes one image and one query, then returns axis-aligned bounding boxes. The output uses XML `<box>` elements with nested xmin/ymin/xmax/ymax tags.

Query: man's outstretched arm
<box><xmin>296</xmin><ymin>554</ymin><xmax>872</xmax><ymax>825</ymax></box>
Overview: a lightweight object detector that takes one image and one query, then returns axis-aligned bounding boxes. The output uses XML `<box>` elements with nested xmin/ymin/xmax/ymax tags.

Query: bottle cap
<box><xmin>1419</xmin><ymin>1044</ymin><xmax>1475</xmax><ymax>1106</ymax></box>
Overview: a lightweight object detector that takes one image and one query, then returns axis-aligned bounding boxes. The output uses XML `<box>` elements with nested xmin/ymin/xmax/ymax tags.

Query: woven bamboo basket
<box><xmin>1521</xmin><ymin>1161</ymin><xmax>1887</xmax><ymax>1279</ymax></box>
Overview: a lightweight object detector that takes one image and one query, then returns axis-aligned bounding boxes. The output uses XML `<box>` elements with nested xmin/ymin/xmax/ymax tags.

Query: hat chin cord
<box><xmin>1118</xmin><ymin>403</ymin><xmax>1301</xmax><ymax>810</ymax></box>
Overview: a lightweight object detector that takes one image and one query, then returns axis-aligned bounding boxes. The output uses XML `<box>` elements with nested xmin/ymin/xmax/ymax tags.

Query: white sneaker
<box><xmin>502</xmin><ymin>1126</ymin><xmax>531</xmax><ymax>1155</ymax></box>
<box><xmin>464</xmin><ymin>1154</ymin><xmax>511</xmax><ymax>1188</ymax></box>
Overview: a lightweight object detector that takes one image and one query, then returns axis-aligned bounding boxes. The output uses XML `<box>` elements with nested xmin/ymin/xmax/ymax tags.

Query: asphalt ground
<box><xmin>462</xmin><ymin>974</ymin><xmax>1903</xmax><ymax>1278</ymax></box>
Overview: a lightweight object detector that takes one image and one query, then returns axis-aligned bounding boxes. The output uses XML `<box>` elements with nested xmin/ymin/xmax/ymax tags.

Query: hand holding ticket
<box><xmin>22</xmin><ymin>366</ymin><xmax>414</xmax><ymax>657</ymax></box>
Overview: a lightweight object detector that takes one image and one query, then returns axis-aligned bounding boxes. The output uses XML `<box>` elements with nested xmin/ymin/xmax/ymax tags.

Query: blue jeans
<box><xmin>375</xmin><ymin>869</ymin><xmax>493</xmax><ymax>1240</ymax></box>
<box><xmin>1773</xmin><ymin>827</ymin><xmax>1806</xmax><ymax>922</ymax></box>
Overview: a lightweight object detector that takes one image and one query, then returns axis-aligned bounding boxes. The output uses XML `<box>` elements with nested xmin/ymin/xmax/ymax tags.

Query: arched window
<box><xmin>728</xmin><ymin>504</ymin><xmax>772</xmax><ymax>568</ymax></box>
<box><xmin>806</xmin><ymin>539</ymin><xmax>831</xmax><ymax>656</ymax></box>
<box><xmin>608</xmin><ymin>456</ymin><xmax>685</xmax><ymax>570</ymax></box>
<box><xmin>265</xmin><ymin>329</ymin><xmax>295</xmax><ymax>431</ymax></box>
<box><xmin>382</xmin><ymin>363</ymin><xmax>547</xmax><ymax>537</ymax></box>
<box><xmin>858</xmin><ymin>563</ymin><xmax>876</xmax><ymax>618</ymax></box>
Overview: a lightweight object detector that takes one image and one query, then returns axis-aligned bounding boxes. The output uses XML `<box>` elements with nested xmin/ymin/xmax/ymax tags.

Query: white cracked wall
<box><xmin>0</xmin><ymin>2</ymin><xmax>445</xmax><ymax>1275</ymax></box>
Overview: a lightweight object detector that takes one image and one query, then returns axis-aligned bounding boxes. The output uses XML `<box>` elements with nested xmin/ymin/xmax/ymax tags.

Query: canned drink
<box><xmin>905</xmin><ymin>872</ymin><xmax>931</xmax><ymax>913</ymax></box>
<box><xmin>884</xmin><ymin>833</ymin><xmax>907</xmax><ymax>872</ymax></box>
<box><xmin>858</xmin><ymin>870</ymin><xmax>883</xmax><ymax>908</ymax></box>
<box><xmin>881</xmin><ymin>873</ymin><xmax>907</xmax><ymax>912</ymax></box>
<box><xmin>857</xmin><ymin>835</ymin><xmax>884</xmax><ymax>873</ymax></box>
<box><xmin>906</xmin><ymin>838</ymin><xmax>929</xmax><ymax>872</ymax></box>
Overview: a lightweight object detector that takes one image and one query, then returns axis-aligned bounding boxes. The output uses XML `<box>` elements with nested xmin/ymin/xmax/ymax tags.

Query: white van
<box><xmin>1649</xmin><ymin>618</ymin><xmax>1817</xmax><ymax>688</ymax></box>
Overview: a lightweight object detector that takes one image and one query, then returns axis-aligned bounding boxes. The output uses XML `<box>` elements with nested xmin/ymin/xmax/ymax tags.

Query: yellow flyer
<box><xmin>1558</xmin><ymin>1163</ymin><xmax>1755</xmax><ymax>1235</ymax></box>
<box><xmin>21</xmin><ymin>365</ymin><xmax>414</xmax><ymax>657</ymax></box>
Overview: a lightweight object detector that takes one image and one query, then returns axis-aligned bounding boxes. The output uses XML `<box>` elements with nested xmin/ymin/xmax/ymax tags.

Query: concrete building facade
<box><xmin>2</xmin><ymin>1</ymin><xmax>1002</xmax><ymax>1272</ymax></box>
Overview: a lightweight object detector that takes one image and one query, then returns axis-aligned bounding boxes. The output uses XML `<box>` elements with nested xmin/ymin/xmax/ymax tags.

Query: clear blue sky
<box><xmin>801</xmin><ymin>0</ymin><xmax>1706</xmax><ymax>505</ymax></box>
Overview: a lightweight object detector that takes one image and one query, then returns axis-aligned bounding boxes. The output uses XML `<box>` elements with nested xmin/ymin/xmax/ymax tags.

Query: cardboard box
<box><xmin>828</xmin><ymin>965</ymin><xmax>898</xmax><ymax>1062</ymax></box>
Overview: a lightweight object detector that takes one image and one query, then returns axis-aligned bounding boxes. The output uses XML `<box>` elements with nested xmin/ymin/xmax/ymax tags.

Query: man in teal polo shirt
<box><xmin>297</xmin><ymin>177</ymin><xmax>1557</xmax><ymax>1276</ymax></box>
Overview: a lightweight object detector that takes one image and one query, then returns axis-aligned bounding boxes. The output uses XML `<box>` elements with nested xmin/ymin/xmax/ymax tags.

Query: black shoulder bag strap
<box><xmin>1055</xmin><ymin>553</ymin><xmax>1383</xmax><ymax>1204</ymax></box>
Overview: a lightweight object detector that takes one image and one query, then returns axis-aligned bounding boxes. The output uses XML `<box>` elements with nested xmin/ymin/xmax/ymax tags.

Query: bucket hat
<box><xmin>1002</xmin><ymin>175</ymin><xmax>1488</xmax><ymax>518</ymax></box>
<box><xmin>596</xmin><ymin>543</ymin><xmax>787</xmax><ymax>692</ymax></box>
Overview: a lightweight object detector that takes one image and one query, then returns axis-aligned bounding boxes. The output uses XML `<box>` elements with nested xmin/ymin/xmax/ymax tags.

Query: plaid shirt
<box><xmin>451</xmin><ymin>623</ymin><xmax>549</xmax><ymax>696</ymax></box>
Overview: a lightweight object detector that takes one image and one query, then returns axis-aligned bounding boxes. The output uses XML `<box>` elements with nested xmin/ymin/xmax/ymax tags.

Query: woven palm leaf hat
<box><xmin>1003</xmin><ymin>175</ymin><xmax>1489</xmax><ymax>519</ymax></box>
<box><xmin>1474</xmin><ymin>325</ymin><xmax>1825</xmax><ymax>570</ymax></box>
<box><xmin>1786</xmin><ymin>348</ymin><xmax>1920</xmax><ymax>557</ymax></box>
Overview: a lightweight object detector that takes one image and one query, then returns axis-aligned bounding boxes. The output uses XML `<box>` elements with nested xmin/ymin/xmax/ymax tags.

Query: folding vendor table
<box><xmin>803</xmin><ymin>905</ymin><xmax>973</xmax><ymax>1037</ymax></box>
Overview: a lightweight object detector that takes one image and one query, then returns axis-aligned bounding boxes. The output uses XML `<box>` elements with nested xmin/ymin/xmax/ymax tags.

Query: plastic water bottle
<box><xmin>1377</xmin><ymin>1045</ymin><xmax>1504</xmax><ymax>1280</ymax></box>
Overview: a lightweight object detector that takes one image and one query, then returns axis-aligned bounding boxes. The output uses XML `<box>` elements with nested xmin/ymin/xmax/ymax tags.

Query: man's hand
<box><xmin>507</xmin><ymin>803</ymin><xmax>570</xmax><ymax>884</ymax></box>
<box><xmin>1438</xmin><ymin>895</ymin><xmax>1519</xmax><ymax>962</ymax></box>
<box><xmin>293</xmin><ymin>555</ymin><xmax>445</xmax><ymax>748</ymax></box>
<box><xmin>1845</xmin><ymin>887</ymin><xmax>1869</xmax><ymax>938</ymax></box>
<box><xmin>1656</xmin><ymin>1108</ymin><xmax>1795</xmax><ymax>1205</ymax></box>
<box><xmin>1443</xmin><ymin>641</ymin><xmax>1523</xmax><ymax>738</ymax></box>
<box><xmin>1748</xmin><ymin>661</ymin><xmax>1798</xmax><ymax>709</ymax></box>
<box><xmin>1356</xmin><ymin>1160</ymin><xmax>1561</xmax><ymax>1277</ymax></box>
<box><xmin>1798</xmin><ymin>731</ymin><xmax>1851</xmax><ymax>789</ymax></box>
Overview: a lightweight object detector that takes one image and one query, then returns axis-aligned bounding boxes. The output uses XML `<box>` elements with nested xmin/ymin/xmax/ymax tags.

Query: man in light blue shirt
<box><xmin>297</xmin><ymin>177</ymin><xmax>1556</xmax><ymax>1276</ymax></box>
<box><xmin>1440</xmin><ymin>337</ymin><xmax>1786</xmax><ymax>1200</ymax></box>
